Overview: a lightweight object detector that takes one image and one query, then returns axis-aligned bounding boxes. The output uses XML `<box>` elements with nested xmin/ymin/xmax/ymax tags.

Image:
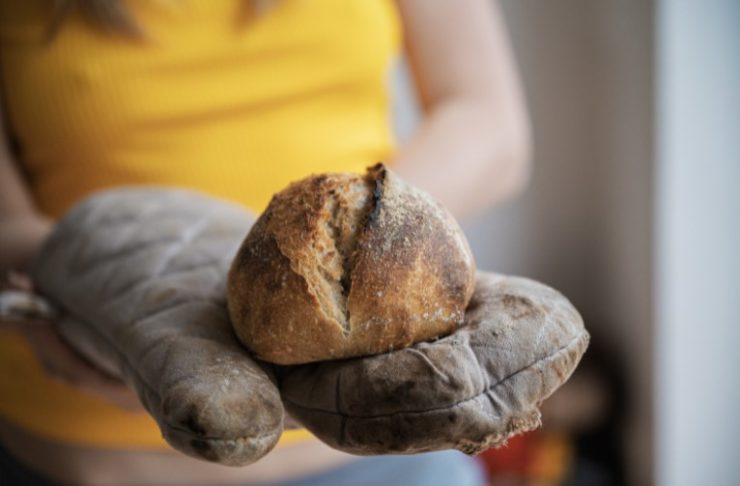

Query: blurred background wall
<box><xmin>472</xmin><ymin>2</ymin><xmax>654</xmax><ymax>484</ymax></box>
<box><xmin>392</xmin><ymin>1</ymin><xmax>738</xmax><ymax>485</ymax></box>
<box><xmin>394</xmin><ymin>0</ymin><xmax>653</xmax><ymax>483</ymax></box>
<box><xmin>467</xmin><ymin>3</ymin><xmax>654</xmax><ymax>482</ymax></box>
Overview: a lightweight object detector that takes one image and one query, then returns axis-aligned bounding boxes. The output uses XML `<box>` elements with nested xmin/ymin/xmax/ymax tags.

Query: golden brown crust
<box><xmin>227</xmin><ymin>164</ymin><xmax>476</xmax><ymax>364</ymax></box>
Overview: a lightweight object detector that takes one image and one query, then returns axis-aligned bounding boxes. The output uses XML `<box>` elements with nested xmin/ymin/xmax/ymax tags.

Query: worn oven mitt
<box><xmin>277</xmin><ymin>272</ymin><xmax>589</xmax><ymax>455</ymax></box>
<box><xmin>31</xmin><ymin>188</ymin><xmax>284</xmax><ymax>466</ymax></box>
<box><xmin>32</xmin><ymin>187</ymin><xmax>588</xmax><ymax>464</ymax></box>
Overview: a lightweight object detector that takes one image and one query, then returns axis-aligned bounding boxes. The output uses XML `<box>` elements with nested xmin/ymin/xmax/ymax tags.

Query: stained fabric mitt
<box><xmin>31</xmin><ymin>188</ymin><xmax>588</xmax><ymax>466</ymax></box>
<box><xmin>32</xmin><ymin>188</ymin><xmax>284</xmax><ymax>466</ymax></box>
<box><xmin>278</xmin><ymin>272</ymin><xmax>589</xmax><ymax>455</ymax></box>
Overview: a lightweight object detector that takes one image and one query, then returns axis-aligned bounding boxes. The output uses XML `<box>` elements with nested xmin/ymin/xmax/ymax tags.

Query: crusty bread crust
<box><xmin>227</xmin><ymin>164</ymin><xmax>476</xmax><ymax>364</ymax></box>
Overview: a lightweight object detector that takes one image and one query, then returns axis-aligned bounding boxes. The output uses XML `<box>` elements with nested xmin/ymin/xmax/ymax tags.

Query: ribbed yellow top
<box><xmin>0</xmin><ymin>0</ymin><xmax>400</xmax><ymax>448</ymax></box>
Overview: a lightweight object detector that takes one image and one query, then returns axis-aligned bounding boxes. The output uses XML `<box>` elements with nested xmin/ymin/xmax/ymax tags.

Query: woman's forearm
<box><xmin>394</xmin><ymin>0</ymin><xmax>532</xmax><ymax>220</ymax></box>
<box><xmin>0</xmin><ymin>143</ymin><xmax>52</xmax><ymax>272</ymax></box>
<box><xmin>0</xmin><ymin>215</ymin><xmax>52</xmax><ymax>272</ymax></box>
<box><xmin>392</xmin><ymin>97</ymin><xmax>531</xmax><ymax>219</ymax></box>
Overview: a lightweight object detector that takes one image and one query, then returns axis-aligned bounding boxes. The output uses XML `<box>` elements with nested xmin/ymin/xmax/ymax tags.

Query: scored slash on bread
<box><xmin>227</xmin><ymin>164</ymin><xmax>477</xmax><ymax>365</ymax></box>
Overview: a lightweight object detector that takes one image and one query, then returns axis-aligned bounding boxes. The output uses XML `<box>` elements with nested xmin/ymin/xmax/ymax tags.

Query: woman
<box><xmin>0</xmin><ymin>0</ymin><xmax>530</xmax><ymax>484</ymax></box>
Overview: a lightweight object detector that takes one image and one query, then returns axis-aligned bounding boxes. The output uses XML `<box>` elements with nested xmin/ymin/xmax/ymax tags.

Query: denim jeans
<box><xmin>0</xmin><ymin>443</ymin><xmax>485</xmax><ymax>486</ymax></box>
<box><xmin>277</xmin><ymin>451</ymin><xmax>486</xmax><ymax>486</ymax></box>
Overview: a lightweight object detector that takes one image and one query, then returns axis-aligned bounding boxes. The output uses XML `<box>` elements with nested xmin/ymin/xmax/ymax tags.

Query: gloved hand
<box><xmin>32</xmin><ymin>188</ymin><xmax>588</xmax><ymax>466</ymax></box>
<box><xmin>278</xmin><ymin>272</ymin><xmax>589</xmax><ymax>455</ymax></box>
<box><xmin>31</xmin><ymin>188</ymin><xmax>283</xmax><ymax>466</ymax></box>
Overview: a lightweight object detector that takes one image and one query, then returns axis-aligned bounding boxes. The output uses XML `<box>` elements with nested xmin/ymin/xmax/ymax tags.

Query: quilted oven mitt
<box><xmin>278</xmin><ymin>273</ymin><xmax>589</xmax><ymax>454</ymax></box>
<box><xmin>31</xmin><ymin>188</ymin><xmax>282</xmax><ymax>466</ymax></box>
<box><xmin>31</xmin><ymin>188</ymin><xmax>589</xmax><ymax>466</ymax></box>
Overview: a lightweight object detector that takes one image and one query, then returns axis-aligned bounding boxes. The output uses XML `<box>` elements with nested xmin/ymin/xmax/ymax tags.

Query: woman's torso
<box><xmin>0</xmin><ymin>0</ymin><xmax>400</xmax><ymax>482</ymax></box>
<box><xmin>0</xmin><ymin>0</ymin><xmax>399</xmax><ymax>216</ymax></box>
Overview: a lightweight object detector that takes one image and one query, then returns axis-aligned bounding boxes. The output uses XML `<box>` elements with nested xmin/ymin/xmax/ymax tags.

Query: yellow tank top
<box><xmin>0</xmin><ymin>0</ymin><xmax>400</xmax><ymax>448</ymax></box>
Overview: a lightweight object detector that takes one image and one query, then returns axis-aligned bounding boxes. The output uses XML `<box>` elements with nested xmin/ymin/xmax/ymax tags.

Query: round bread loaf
<box><xmin>227</xmin><ymin>164</ymin><xmax>476</xmax><ymax>364</ymax></box>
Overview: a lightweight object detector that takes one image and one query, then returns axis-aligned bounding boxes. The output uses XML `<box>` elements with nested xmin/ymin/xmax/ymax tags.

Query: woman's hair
<box><xmin>49</xmin><ymin>0</ymin><xmax>269</xmax><ymax>39</ymax></box>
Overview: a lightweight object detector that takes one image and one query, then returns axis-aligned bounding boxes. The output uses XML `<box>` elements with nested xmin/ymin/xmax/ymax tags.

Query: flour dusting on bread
<box><xmin>227</xmin><ymin>164</ymin><xmax>476</xmax><ymax>364</ymax></box>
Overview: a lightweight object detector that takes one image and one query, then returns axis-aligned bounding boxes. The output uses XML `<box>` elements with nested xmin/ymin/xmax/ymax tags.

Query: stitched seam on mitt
<box><xmin>282</xmin><ymin>331</ymin><xmax>587</xmax><ymax>419</ymax></box>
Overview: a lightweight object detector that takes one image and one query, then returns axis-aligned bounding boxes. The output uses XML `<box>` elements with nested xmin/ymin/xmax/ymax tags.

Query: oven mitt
<box><xmin>31</xmin><ymin>187</ymin><xmax>588</xmax><ymax>465</ymax></box>
<box><xmin>277</xmin><ymin>272</ymin><xmax>589</xmax><ymax>455</ymax></box>
<box><xmin>31</xmin><ymin>188</ymin><xmax>284</xmax><ymax>466</ymax></box>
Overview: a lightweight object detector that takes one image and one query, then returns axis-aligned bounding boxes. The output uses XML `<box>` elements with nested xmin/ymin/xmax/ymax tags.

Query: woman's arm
<box><xmin>0</xmin><ymin>95</ymin><xmax>52</xmax><ymax>273</ymax></box>
<box><xmin>0</xmin><ymin>95</ymin><xmax>141</xmax><ymax>409</ymax></box>
<box><xmin>393</xmin><ymin>0</ymin><xmax>531</xmax><ymax>219</ymax></box>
